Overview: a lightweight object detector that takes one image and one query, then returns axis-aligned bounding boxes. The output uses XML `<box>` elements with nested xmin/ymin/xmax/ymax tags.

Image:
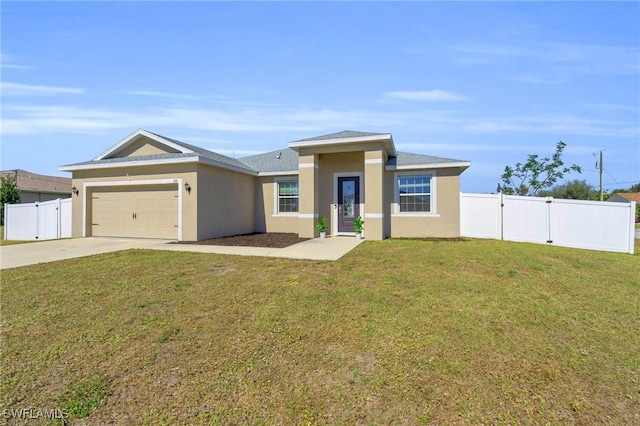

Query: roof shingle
<box><xmin>292</xmin><ymin>130</ymin><xmax>388</xmax><ymax>143</ymax></box>
<box><xmin>0</xmin><ymin>169</ymin><xmax>71</xmax><ymax>193</ymax></box>
<box><xmin>60</xmin><ymin>129</ymin><xmax>469</xmax><ymax>174</ymax></box>
<box><xmin>238</xmin><ymin>148</ymin><xmax>298</xmax><ymax>173</ymax></box>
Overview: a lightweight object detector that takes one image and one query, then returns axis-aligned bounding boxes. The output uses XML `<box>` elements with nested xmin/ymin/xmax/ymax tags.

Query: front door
<box><xmin>337</xmin><ymin>176</ymin><xmax>360</xmax><ymax>233</ymax></box>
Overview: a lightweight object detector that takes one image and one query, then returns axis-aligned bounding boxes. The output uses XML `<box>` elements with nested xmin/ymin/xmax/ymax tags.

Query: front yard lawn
<box><xmin>2</xmin><ymin>239</ymin><xmax>638</xmax><ymax>424</ymax></box>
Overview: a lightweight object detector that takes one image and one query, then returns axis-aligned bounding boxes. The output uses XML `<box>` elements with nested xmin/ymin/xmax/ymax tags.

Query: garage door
<box><xmin>91</xmin><ymin>185</ymin><xmax>178</xmax><ymax>239</ymax></box>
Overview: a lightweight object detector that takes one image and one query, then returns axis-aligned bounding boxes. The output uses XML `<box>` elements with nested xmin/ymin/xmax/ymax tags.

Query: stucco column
<box><xmin>364</xmin><ymin>149</ymin><xmax>385</xmax><ymax>240</ymax></box>
<box><xmin>298</xmin><ymin>153</ymin><xmax>319</xmax><ymax>238</ymax></box>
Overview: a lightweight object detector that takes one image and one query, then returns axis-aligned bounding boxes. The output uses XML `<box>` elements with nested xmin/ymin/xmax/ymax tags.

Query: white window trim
<box><xmin>392</xmin><ymin>171</ymin><xmax>439</xmax><ymax>217</ymax></box>
<box><xmin>273</xmin><ymin>177</ymin><xmax>299</xmax><ymax>216</ymax></box>
<box><xmin>332</xmin><ymin>172</ymin><xmax>364</xmax><ymax>236</ymax></box>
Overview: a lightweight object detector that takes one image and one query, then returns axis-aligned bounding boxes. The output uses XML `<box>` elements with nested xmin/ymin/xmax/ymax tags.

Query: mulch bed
<box><xmin>175</xmin><ymin>232</ymin><xmax>309</xmax><ymax>248</ymax></box>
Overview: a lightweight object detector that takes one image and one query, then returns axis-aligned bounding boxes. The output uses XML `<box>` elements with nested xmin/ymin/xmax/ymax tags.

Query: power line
<box><xmin>604</xmin><ymin>169</ymin><xmax>622</xmax><ymax>188</ymax></box>
<box><xmin>602</xmin><ymin>180</ymin><xmax>639</xmax><ymax>188</ymax></box>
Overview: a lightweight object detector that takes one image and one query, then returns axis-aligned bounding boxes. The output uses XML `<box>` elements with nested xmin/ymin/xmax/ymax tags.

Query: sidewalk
<box><xmin>148</xmin><ymin>235</ymin><xmax>365</xmax><ymax>261</ymax></box>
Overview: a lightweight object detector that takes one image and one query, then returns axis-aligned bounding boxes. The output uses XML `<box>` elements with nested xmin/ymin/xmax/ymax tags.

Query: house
<box><xmin>59</xmin><ymin>129</ymin><xmax>469</xmax><ymax>241</ymax></box>
<box><xmin>608</xmin><ymin>192</ymin><xmax>640</xmax><ymax>223</ymax></box>
<box><xmin>0</xmin><ymin>169</ymin><xmax>72</xmax><ymax>203</ymax></box>
<box><xmin>608</xmin><ymin>192</ymin><xmax>640</xmax><ymax>204</ymax></box>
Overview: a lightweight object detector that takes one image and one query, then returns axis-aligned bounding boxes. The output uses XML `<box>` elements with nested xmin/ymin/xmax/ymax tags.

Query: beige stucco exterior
<box><xmin>254</xmin><ymin>175</ymin><xmax>300</xmax><ymax>233</ymax></box>
<box><xmin>61</xmin><ymin>130</ymin><xmax>469</xmax><ymax>242</ymax></box>
<box><xmin>195</xmin><ymin>164</ymin><xmax>255</xmax><ymax>240</ymax></box>
<box><xmin>70</xmin><ymin>163</ymin><xmax>197</xmax><ymax>240</ymax></box>
<box><xmin>386</xmin><ymin>168</ymin><xmax>462</xmax><ymax>238</ymax></box>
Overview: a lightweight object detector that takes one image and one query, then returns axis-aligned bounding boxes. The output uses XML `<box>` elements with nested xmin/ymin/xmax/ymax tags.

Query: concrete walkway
<box><xmin>150</xmin><ymin>235</ymin><xmax>365</xmax><ymax>261</ymax></box>
<box><xmin>0</xmin><ymin>236</ymin><xmax>364</xmax><ymax>270</ymax></box>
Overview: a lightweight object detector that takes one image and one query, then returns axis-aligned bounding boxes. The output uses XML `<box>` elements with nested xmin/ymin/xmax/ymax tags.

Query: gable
<box><xmin>107</xmin><ymin>135</ymin><xmax>182</xmax><ymax>158</ymax></box>
<box><xmin>93</xmin><ymin>129</ymin><xmax>194</xmax><ymax>161</ymax></box>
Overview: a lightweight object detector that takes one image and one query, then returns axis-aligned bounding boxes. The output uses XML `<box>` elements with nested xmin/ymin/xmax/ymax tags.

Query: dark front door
<box><xmin>337</xmin><ymin>176</ymin><xmax>360</xmax><ymax>233</ymax></box>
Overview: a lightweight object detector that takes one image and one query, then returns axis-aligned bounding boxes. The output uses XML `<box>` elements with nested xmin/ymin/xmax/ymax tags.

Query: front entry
<box><xmin>337</xmin><ymin>176</ymin><xmax>360</xmax><ymax>233</ymax></box>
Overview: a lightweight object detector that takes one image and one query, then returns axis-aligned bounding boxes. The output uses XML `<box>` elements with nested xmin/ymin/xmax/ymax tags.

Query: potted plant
<box><xmin>316</xmin><ymin>216</ymin><xmax>328</xmax><ymax>239</ymax></box>
<box><xmin>353</xmin><ymin>216</ymin><xmax>364</xmax><ymax>239</ymax></box>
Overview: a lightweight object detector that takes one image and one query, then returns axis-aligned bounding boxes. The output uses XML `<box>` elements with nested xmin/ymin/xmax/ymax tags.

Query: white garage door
<box><xmin>91</xmin><ymin>184</ymin><xmax>178</xmax><ymax>239</ymax></box>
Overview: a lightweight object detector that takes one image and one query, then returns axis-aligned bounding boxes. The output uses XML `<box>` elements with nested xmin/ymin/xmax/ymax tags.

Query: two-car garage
<box><xmin>89</xmin><ymin>183</ymin><xmax>180</xmax><ymax>240</ymax></box>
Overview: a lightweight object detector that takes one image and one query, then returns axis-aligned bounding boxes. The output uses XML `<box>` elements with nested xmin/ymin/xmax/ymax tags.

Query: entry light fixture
<box><xmin>71</xmin><ymin>186</ymin><xmax>79</xmax><ymax>196</ymax></box>
<box><xmin>184</xmin><ymin>182</ymin><xmax>191</xmax><ymax>194</ymax></box>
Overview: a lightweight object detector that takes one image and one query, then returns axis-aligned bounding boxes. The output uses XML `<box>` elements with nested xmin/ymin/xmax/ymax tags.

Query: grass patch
<box><xmin>59</xmin><ymin>377</ymin><xmax>110</xmax><ymax>419</ymax></box>
<box><xmin>1</xmin><ymin>239</ymin><xmax>639</xmax><ymax>424</ymax></box>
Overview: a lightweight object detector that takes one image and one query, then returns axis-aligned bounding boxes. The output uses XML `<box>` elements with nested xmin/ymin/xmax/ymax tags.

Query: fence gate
<box><xmin>461</xmin><ymin>193</ymin><xmax>635</xmax><ymax>254</ymax></box>
<box><xmin>4</xmin><ymin>198</ymin><xmax>72</xmax><ymax>241</ymax></box>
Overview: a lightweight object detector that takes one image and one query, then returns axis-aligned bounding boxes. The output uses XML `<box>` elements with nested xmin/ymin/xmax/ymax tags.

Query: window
<box><xmin>277</xmin><ymin>180</ymin><xmax>299</xmax><ymax>214</ymax></box>
<box><xmin>397</xmin><ymin>174</ymin><xmax>432</xmax><ymax>213</ymax></box>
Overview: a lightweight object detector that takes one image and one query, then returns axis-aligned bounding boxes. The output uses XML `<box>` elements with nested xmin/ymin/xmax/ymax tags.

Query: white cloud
<box><xmin>0</xmin><ymin>104</ymin><xmax>396</xmax><ymax>136</ymax></box>
<box><xmin>397</xmin><ymin>143</ymin><xmax>541</xmax><ymax>153</ymax></box>
<box><xmin>452</xmin><ymin>42</ymin><xmax>640</xmax><ymax>75</ymax></box>
<box><xmin>583</xmin><ymin>103</ymin><xmax>640</xmax><ymax>113</ymax></box>
<box><xmin>507</xmin><ymin>74</ymin><xmax>568</xmax><ymax>84</ymax></box>
<box><xmin>1</xmin><ymin>101</ymin><xmax>636</xmax><ymax>141</ymax></box>
<box><xmin>386</xmin><ymin>90</ymin><xmax>468</xmax><ymax>102</ymax></box>
<box><xmin>464</xmin><ymin>115</ymin><xmax>639</xmax><ymax>138</ymax></box>
<box><xmin>0</xmin><ymin>52</ymin><xmax>31</xmax><ymax>70</ymax></box>
<box><xmin>125</xmin><ymin>90</ymin><xmax>201</xmax><ymax>101</ymax></box>
<box><xmin>1</xmin><ymin>82</ymin><xmax>85</xmax><ymax>96</ymax></box>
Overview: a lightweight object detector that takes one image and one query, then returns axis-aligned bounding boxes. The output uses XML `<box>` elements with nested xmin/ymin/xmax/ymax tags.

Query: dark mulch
<box><xmin>175</xmin><ymin>232</ymin><xmax>309</xmax><ymax>248</ymax></box>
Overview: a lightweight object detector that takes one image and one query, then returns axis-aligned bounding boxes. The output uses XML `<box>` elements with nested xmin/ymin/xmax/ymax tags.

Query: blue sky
<box><xmin>1</xmin><ymin>1</ymin><xmax>638</xmax><ymax>193</ymax></box>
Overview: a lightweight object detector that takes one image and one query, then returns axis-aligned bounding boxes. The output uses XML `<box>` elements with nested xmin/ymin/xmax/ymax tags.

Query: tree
<box><xmin>626</xmin><ymin>183</ymin><xmax>640</xmax><ymax>193</ymax></box>
<box><xmin>497</xmin><ymin>141</ymin><xmax>582</xmax><ymax>196</ymax></box>
<box><xmin>538</xmin><ymin>179</ymin><xmax>598</xmax><ymax>200</ymax></box>
<box><xmin>1</xmin><ymin>174</ymin><xmax>21</xmax><ymax>225</ymax></box>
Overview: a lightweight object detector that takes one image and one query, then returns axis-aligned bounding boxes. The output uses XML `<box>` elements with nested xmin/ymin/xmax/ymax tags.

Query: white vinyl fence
<box><xmin>461</xmin><ymin>193</ymin><xmax>636</xmax><ymax>254</ymax></box>
<box><xmin>3</xmin><ymin>198</ymin><xmax>72</xmax><ymax>241</ymax></box>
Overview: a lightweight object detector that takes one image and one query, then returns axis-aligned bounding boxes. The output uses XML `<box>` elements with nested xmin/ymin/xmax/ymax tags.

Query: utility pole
<box><xmin>596</xmin><ymin>150</ymin><xmax>604</xmax><ymax>201</ymax></box>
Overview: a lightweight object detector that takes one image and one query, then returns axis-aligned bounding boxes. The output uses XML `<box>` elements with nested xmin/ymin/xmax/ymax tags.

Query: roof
<box><xmin>146</xmin><ymin>131</ymin><xmax>255</xmax><ymax>173</ymax></box>
<box><xmin>61</xmin><ymin>129</ymin><xmax>256</xmax><ymax>175</ymax></box>
<box><xmin>388</xmin><ymin>152</ymin><xmax>470</xmax><ymax>169</ymax></box>
<box><xmin>292</xmin><ymin>130</ymin><xmax>388</xmax><ymax>143</ymax></box>
<box><xmin>0</xmin><ymin>169</ymin><xmax>71</xmax><ymax>194</ymax></box>
<box><xmin>59</xmin><ymin>129</ymin><xmax>469</xmax><ymax>174</ymax></box>
<box><xmin>238</xmin><ymin>148</ymin><xmax>299</xmax><ymax>174</ymax></box>
<box><xmin>608</xmin><ymin>192</ymin><xmax>640</xmax><ymax>203</ymax></box>
<box><xmin>289</xmin><ymin>129</ymin><xmax>396</xmax><ymax>157</ymax></box>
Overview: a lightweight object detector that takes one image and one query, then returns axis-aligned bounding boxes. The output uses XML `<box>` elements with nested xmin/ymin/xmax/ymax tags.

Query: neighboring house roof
<box><xmin>0</xmin><ymin>169</ymin><xmax>71</xmax><ymax>194</ymax></box>
<box><xmin>608</xmin><ymin>192</ymin><xmax>640</xmax><ymax>203</ymax></box>
<box><xmin>59</xmin><ymin>128</ymin><xmax>470</xmax><ymax>174</ymax></box>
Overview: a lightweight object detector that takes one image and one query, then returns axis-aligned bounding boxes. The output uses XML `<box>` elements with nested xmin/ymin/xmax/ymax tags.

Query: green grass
<box><xmin>0</xmin><ymin>225</ymin><xmax>35</xmax><ymax>246</ymax></box>
<box><xmin>2</xmin><ymin>239</ymin><xmax>639</xmax><ymax>424</ymax></box>
<box><xmin>59</xmin><ymin>377</ymin><xmax>110</xmax><ymax>419</ymax></box>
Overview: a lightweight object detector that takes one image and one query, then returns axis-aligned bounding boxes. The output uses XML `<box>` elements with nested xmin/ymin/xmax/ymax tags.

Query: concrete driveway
<box><xmin>0</xmin><ymin>236</ymin><xmax>364</xmax><ymax>270</ymax></box>
<box><xmin>0</xmin><ymin>237</ymin><xmax>173</xmax><ymax>270</ymax></box>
